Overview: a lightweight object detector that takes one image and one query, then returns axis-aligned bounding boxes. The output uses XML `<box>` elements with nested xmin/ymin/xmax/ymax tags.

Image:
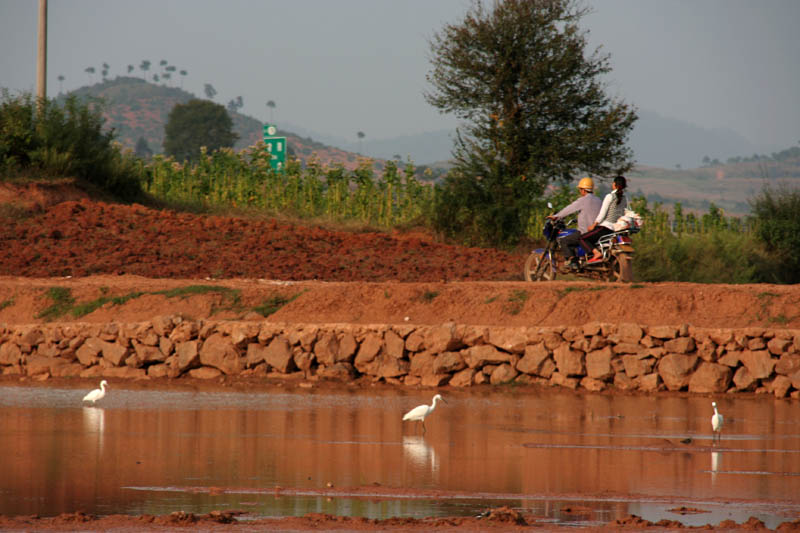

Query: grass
<box><xmin>504</xmin><ymin>289</ymin><xmax>529</xmax><ymax>315</ymax></box>
<box><xmin>252</xmin><ymin>293</ymin><xmax>300</xmax><ymax>317</ymax></box>
<box><xmin>558</xmin><ymin>286</ymin><xmax>605</xmax><ymax>297</ymax></box>
<box><xmin>33</xmin><ymin>284</ymin><xmax>279</xmax><ymax>321</ymax></box>
<box><xmin>0</xmin><ymin>297</ymin><xmax>15</xmax><ymax>312</ymax></box>
<box><xmin>417</xmin><ymin>290</ymin><xmax>439</xmax><ymax>303</ymax></box>
<box><xmin>484</xmin><ymin>295</ymin><xmax>499</xmax><ymax>304</ymax></box>
<box><xmin>36</xmin><ymin>287</ymin><xmax>76</xmax><ymax>320</ymax></box>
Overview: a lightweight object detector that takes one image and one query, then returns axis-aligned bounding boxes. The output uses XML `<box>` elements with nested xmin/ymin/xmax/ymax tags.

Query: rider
<box><xmin>580</xmin><ymin>175</ymin><xmax>628</xmax><ymax>263</ymax></box>
<box><xmin>546</xmin><ymin>177</ymin><xmax>601</xmax><ymax>269</ymax></box>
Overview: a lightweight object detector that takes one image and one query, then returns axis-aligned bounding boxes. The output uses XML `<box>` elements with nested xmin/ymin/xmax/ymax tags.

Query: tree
<box><xmin>425</xmin><ymin>0</ymin><xmax>637</xmax><ymax>245</ymax></box>
<box><xmin>357</xmin><ymin>131</ymin><xmax>365</xmax><ymax>153</ymax></box>
<box><xmin>101</xmin><ymin>62</ymin><xmax>110</xmax><ymax>80</ymax></box>
<box><xmin>163</xmin><ymin>99</ymin><xmax>238</xmax><ymax>163</ymax></box>
<box><xmin>140</xmin><ymin>60</ymin><xmax>151</xmax><ymax>80</ymax></box>
<box><xmin>750</xmin><ymin>185</ymin><xmax>800</xmax><ymax>283</ymax></box>
<box><xmin>84</xmin><ymin>66</ymin><xmax>95</xmax><ymax>82</ymax></box>
<box><xmin>204</xmin><ymin>83</ymin><xmax>217</xmax><ymax>100</ymax></box>
<box><xmin>57</xmin><ymin>75</ymin><xmax>64</xmax><ymax>93</ymax></box>
<box><xmin>179</xmin><ymin>70</ymin><xmax>187</xmax><ymax>88</ymax></box>
<box><xmin>134</xmin><ymin>136</ymin><xmax>153</xmax><ymax>159</ymax></box>
<box><xmin>127</xmin><ymin>64</ymin><xmax>134</xmax><ymax>75</ymax></box>
<box><xmin>266</xmin><ymin>100</ymin><xmax>276</xmax><ymax>122</ymax></box>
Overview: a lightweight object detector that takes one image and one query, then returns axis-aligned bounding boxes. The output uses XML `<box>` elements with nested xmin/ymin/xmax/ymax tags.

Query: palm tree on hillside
<box><xmin>266</xmin><ymin>100</ymin><xmax>276</xmax><ymax>123</ymax></box>
<box><xmin>84</xmin><ymin>66</ymin><xmax>96</xmax><ymax>83</ymax></box>
<box><xmin>57</xmin><ymin>74</ymin><xmax>64</xmax><ymax>93</ymax></box>
<box><xmin>127</xmin><ymin>64</ymin><xmax>134</xmax><ymax>75</ymax></box>
<box><xmin>179</xmin><ymin>69</ymin><xmax>187</xmax><ymax>88</ymax></box>
<box><xmin>357</xmin><ymin>131</ymin><xmax>365</xmax><ymax>154</ymax></box>
<box><xmin>140</xmin><ymin>60</ymin><xmax>151</xmax><ymax>81</ymax></box>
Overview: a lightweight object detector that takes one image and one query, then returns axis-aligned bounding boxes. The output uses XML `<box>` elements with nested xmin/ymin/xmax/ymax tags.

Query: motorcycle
<box><xmin>524</xmin><ymin>206</ymin><xmax>641</xmax><ymax>283</ymax></box>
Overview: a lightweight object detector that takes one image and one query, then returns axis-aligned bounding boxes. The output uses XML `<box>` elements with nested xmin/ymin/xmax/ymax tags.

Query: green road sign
<box><xmin>263</xmin><ymin>123</ymin><xmax>286</xmax><ymax>171</ymax></box>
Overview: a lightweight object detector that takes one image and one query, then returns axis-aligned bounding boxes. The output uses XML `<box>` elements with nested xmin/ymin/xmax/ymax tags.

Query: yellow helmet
<box><xmin>578</xmin><ymin>177</ymin><xmax>594</xmax><ymax>191</ymax></box>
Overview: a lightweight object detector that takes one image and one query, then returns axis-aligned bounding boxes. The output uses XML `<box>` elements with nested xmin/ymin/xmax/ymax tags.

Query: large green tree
<box><xmin>163</xmin><ymin>99</ymin><xmax>238</xmax><ymax>163</ymax></box>
<box><xmin>426</xmin><ymin>0</ymin><xmax>637</xmax><ymax>245</ymax></box>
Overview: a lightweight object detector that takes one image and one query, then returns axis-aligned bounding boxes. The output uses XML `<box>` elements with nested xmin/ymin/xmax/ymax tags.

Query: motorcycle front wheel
<box><xmin>524</xmin><ymin>251</ymin><xmax>556</xmax><ymax>281</ymax></box>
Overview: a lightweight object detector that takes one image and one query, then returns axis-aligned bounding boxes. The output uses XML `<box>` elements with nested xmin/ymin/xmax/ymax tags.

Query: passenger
<box><xmin>579</xmin><ymin>175</ymin><xmax>628</xmax><ymax>263</ymax></box>
<box><xmin>546</xmin><ymin>177</ymin><xmax>601</xmax><ymax>270</ymax></box>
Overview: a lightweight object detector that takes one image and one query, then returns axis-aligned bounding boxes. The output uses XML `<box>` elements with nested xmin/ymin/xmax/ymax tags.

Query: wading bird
<box><xmin>83</xmin><ymin>380</ymin><xmax>109</xmax><ymax>404</ymax></box>
<box><xmin>402</xmin><ymin>394</ymin><xmax>445</xmax><ymax>434</ymax></box>
<box><xmin>711</xmin><ymin>401</ymin><xmax>724</xmax><ymax>444</ymax></box>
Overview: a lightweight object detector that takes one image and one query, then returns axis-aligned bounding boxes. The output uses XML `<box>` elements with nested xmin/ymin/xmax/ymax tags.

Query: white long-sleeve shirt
<box><xmin>594</xmin><ymin>192</ymin><xmax>628</xmax><ymax>230</ymax></box>
<box><xmin>554</xmin><ymin>194</ymin><xmax>602</xmax><ymax>233</ymax></box>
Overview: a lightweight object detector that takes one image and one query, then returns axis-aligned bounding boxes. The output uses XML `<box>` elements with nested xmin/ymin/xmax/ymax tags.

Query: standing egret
<box><xmin>711</xmin><ymin>401</ymin><xmax>724</xmax><ymax>443</ymax></box>
<box><xmin>402</xmin><ymin>394</ymin><xmax>445</xmax><ymax>434</ymax></box>
<box><xmin>83</xmin><ymin>380</ymin><xmax>109</xmax><ymax>404</ymax></box>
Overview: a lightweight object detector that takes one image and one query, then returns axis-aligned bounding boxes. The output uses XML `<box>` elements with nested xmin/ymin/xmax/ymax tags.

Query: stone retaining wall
<box><xmin>2</xmin><ymin>317</ymin><xmax>800</xmax><ymax>398</ymax></box>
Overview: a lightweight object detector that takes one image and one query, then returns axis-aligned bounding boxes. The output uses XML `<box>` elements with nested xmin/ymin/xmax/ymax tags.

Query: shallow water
<box><xmin>1</xmin><ymin>384</ymin><xmax>799</xmax><ymax>527</ymax></box>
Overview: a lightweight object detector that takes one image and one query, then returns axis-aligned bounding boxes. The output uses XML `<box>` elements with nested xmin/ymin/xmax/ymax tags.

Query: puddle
<box><xmin>1</xmin><ymin>384</ymin><xmax>799</xmax><ymax>527</ymax></box>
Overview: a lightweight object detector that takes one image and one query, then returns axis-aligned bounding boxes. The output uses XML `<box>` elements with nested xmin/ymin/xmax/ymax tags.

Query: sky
<box><xmin>1</xmin><ymin>0</ymin><xmax>799</xmax><ymax>152</ymax></box>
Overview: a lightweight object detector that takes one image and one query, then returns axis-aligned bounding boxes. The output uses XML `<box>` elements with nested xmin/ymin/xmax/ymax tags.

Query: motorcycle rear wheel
<box><xmin>524</xmin><ymin>251</ymin><xmax>556</xmax><ymax>281</ymax></box>
<box><xmin>605</xmin><ymin>253</ymin><xmax>633</xmax><ymax>283</ymax></box>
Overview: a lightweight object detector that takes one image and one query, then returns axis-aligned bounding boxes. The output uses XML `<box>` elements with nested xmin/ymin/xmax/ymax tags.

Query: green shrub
<box><xmin>0</xmin><ymin>90</ymin><xmax>143</xmax><ymax>200</ymax></box>
<box><xmin>750</xmin><ymin>185</ymin><xmax>800</xmax><ymax>283</ymax></box>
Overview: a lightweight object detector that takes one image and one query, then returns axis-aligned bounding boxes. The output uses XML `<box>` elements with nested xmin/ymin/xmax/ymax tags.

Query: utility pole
<box><xmin>37</xmin><ymin>0</ymin><xmax>47</xmax><ymax>105</ymax></box>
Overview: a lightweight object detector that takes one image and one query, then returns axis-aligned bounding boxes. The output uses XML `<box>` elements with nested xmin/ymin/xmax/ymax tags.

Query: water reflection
<box><xmin>402</xmin><ymin>435</ymin><xmax>438</xmax><ymax>474</ymax></box>
<box><xmin>82</xmin><ymin>406</ymin><xmax>105</xmax><ymax>453</ymax></box>
<box><xmin>711</xmin><ymin>451</ymin><xmax>721</xmax><ymax>487</ymax></box>
<box><xmin>0</xmin><ymin>385</ymin><xmax>798</xmax><ymax>526</ymax></box>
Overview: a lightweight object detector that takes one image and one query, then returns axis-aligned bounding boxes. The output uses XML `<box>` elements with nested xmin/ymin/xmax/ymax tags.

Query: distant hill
<box><xmin>62</xmin><ymin>77</ymin><xmax>367</xmax><ymax>169</ymax></box>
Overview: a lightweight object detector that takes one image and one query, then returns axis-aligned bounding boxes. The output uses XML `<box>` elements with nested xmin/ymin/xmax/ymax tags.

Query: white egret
<box><xmin>711</xmin><ymin>401</ymin><xmax>724</xmax><ymax>443</ymax></box>
<box><xmin>82</xmin><ymin>380</ymin><xmax>109</xmax><ymax>404</ymax></box>
<box><xmin>402</xmin><ymin>394</ymin><xmax>445</xmax><ymax>434</ymax></box>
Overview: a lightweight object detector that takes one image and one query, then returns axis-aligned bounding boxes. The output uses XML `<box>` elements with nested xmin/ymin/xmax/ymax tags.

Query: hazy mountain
<box><xmin>293</xmin><ymin>110</ymin><xmax>762</xmax><ymax>170</ymax></box>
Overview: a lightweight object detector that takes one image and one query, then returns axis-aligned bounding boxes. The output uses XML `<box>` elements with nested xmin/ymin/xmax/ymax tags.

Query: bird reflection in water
<box><xmin>403</xmin><ymin>435</ymin><xmax>438</xmax><ymax>474</ymax></box>
<box><xmin>82</xmin><ymin>406</ymin><xmax>106</xmax><ymax>454</ymax></box>
<box><xmin>710</xmin><ymin>451</ymin><xmax>721</xmax><ymax>487</ymax></box>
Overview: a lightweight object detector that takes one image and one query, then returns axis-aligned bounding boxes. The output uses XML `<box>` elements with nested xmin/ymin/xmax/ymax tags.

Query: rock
<box><xmin>384</xmin><ymin>330</ymin><xmax>405</xmax><ymax>358</ymax></box>
<box><xmin>338</xmin><ymin>331</ymin><xmax>358</xmax><ymax>361</ymax></box>
<box><xmin>409</xmin><ymin>351</ymin><xmax>436</xmax><ymax>377</ymax></box>
<box><xmin>688</xmin><ymin>362</ymin><xmax>732</xmax><ymax>393</ymax></box>
<box><xmin>516</xmin><ymin>342</ymin><xmax>549</xmax><ymax>375</ymax></box>
<box><xmin>188</xmin><ymin>366</ymin><xmax>222</xmax><ymax>379</ymax></box>
<box><xmin>739</xmin><ymin>350</ymin><xmax>776</xmax><ymax>379</ymax></box>
<box><xmin>355</xmin><ymin>332</ymin><xmax>383</xmax><ymax>366</ymax></box>
<box><xmin>637</xmin><ymin>373</ymin><xmax>660</xmax><ymax>392</ymax></box>
<box><xmin>404</xmin><ymin>329</ymin><xmax>426</xmax><ymax>352</ymax></box>
<box><xmin>488</xmin><ymin>328</ymin><xmax>527</xmax><ymax>354</ymax></box>
<box><xmin>771</xmin><ymin>375</ymin><xmax>792</xmax><ymax>398</ymax></box>
<box><xmin>25</xmin><ymin>354</ymin><xmax>66</xmax><ymax>376</ymax></box>
<box><xmin>293</xmin><ymin>351</ymin><xmax>314</xmax><ymax>372</ymax></box>
<box><xmin>75</xmin><ymin>337</ymin><xmax>104</xmax><ymax>366</ymax></box>
<box><xmin>463</xmin><ymin>344</ymin><xmax>512</xmax><ymax>369</ymax></box>
<box><xmin>148</xmin><ymin>364</ymin><xmax>169</xmax><ymax>378</ymax></box>
<box><xmin>768</xmin><ymin>338</ymin><xmax>793</xmax><ymax>356</ymax></box>
<box><xmin>199</xmin><ymin>333</ymin><xmax>242</xmax><ymax>375</ymax></box>
<box><xmin>580</xmin><ymin>377</ymin><xmax>605</xmax><ymax>392</ymax></box>
<box><xmin>374</xmin><ymin>354</ymin><xmax>409</xmax><ymax>378</ymax></box>
<box><xmin>613</xmin><ymin>372</ymin><xmax>637</xmax><ymax>390</ymax></box>
<box><xmin>717</xmin><ymin>351</ymin><xmax>741</xmax><ymax>367</ymax></box>
<box><xmin>585</xmin><ymin>346</ymin><xmax>614</xmax><ymax>380</ymax></box>
<box><xmin>616</xmin><ymin>323</ymin><xmax>643</xmax><ymax>343</ymax></box>
<box><xmin>538</xmin><ymin>359</ymin><xmax>556</xmax><ymax>379</ymax></box>
<box><xmin>789</xmin><ymin>369</ymin><xmax>800</xmax><ymax>391</ymax></box>
<box><xmin>622</xmin><ymin>354</ymin><xmax>648</xmax><ymax>378</ymax></box>
<box><xmin>549</xmin><ymin>372</ymin><xmax>579</xmax><ymax>389</ymax></box>
<box><xmin>775</xmin><ymin>354</ymin><xmax>800</xmax><ymax>376</ymax></box>
<box><xmin>421</xmin><ymin>373</ymin><xmax>450</xmax><ymax>387</ymax></box>
<box><xmin>733</xmin><ymin>366</ymin><xmax>757</xmax><ymax>391</ymax></box>
<box><xmin>133</xmin><ymin>340</ymin><xmax>165</xmax><ymax>364</ymax></box>
<box><xmin>0</xmin><ymin>342</ymin><xmax>22</xmax><ymax>365</ymax></box>
<box><xmin>102</xmin><ymin>366</ymin><xmax>147</xmax><ymax>379</ymax></box>
<box><xmin>658</xmin><ymin>353</ymin><xmax>698</xmax><ymax>391</ymax></box>
<box><xmin>265</xmin><ymin>337</ymin><xmax>295</xmax><ymax>373</ymax></box>
<box><xmin>432</xmin><ymin>351</ymin><xmax>466</xmax><ymax>374</ymax></box>
<box><xmin>315</xmin><ymin>331</ymin><xmax>340</xmax><ymax>366</ymax></box>
<box><xmin>169</xmin><ymin>321</ymin><xmax>199</xmax><ymax>343</ymax></box>
<box><xmin>647</xmin><ymin>325</ymin><xmax>678</xmax><ymax>339</ymax></box>
<box><xmin>449</xmin><ymin>368</ymin><xmax>477</xmax><ymax>387</ymax></box>
<box><xmin>425</xmin><ymin>323</ymin><xmax>463</xmax><ymax>354</ymax></box>
<box><xmin>176</xmin><ymin>340</ymin><xmax>200</xmax><ymax>371</ymax></box>
<box><xmin>663</xmin><ymin>337</ymin><xmax>695</xmax><ymax>354</ymax></box>
<box><xmin>245</xmin><ymin>343</ymin><xmax>268</xmax><ymax>367</ymax></box>
<box><xmin>490</xmin><ymin>363</ymin><xmax>518</xmax><ymax>384</ymax></box>
<box><xmin>553</xmin><ymin>345</ymin><xmax>584</xmax><ymax>377</ymax></box>
<box><xmin>613</xmin><ymin>343</ymin><xmax>644</xmax><ymax>355</ymax></box>
<box><xmin>317</xmin><ymin>362</ymin><xmax>357</xmax><ymax>381</ymax></box>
